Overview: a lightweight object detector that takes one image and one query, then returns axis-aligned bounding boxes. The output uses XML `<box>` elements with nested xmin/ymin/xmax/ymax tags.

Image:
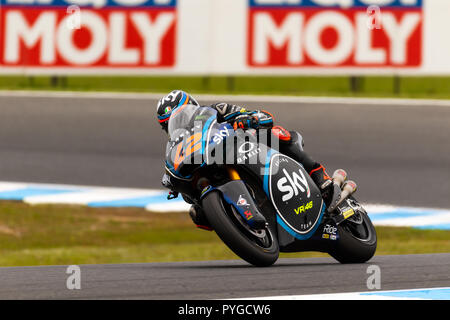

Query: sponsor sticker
<box><xmin>277</xmin><ymin>167</ymin><xmax>311</xmax><ymax>202</ymax></box>
<box><xmin>212</xmin><ymin>126</ymin><xmax>231</xmax><ymax>145</ymax></box>
<box><xmin>322</xmin><ymin>223</ymin><xmax>338</xmax><ymax>240</ymax></box>
<box><xmin>294</xmin><ymin>200</ymin><xmax>313</xmax><ymax>215</ymax></box>
<box><xmin>237</xmin><ymin>194</ymin><xmax>249</xmax><ymax>207</ymax></box>
<box><xmin>342</xmin><ymin>208</ymin><xmax>355</xmax><ymax>219</ymax></box>
<box><xmin>268</xmin><ymin>153</ymin><xmax>323</xmax><ymax>236</ymax></box>
<box><xmin>244</xmin><ymin>210</ymin><xmax>254</xmax><ymax>220</ymax></box>
<box><xmin>237</xmin><ymin>141</ymin><xmax>262</xmax><ymax>164</ymax></box>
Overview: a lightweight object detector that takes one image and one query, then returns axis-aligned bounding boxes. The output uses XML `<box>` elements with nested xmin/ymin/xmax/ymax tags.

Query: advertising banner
<box><xmin>1</xmin><ymin>0</ymin><xmax>450</xmax><ymax>75</ymax></box>
<box><xmin>247</xmin><ymin>0</ymin><xmax>423</xmax><ymax>68</ymax></box>
<box><xmin>0</xmin><ymin>0</ymin><xmax>177</xmax><ymax>69</ymax></box>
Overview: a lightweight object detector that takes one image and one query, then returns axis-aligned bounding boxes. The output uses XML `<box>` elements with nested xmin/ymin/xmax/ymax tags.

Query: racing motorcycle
<box><xmin>163</xmin><ymin>104</ymin><xmax>377</xmax><ymax>267</ymax></box>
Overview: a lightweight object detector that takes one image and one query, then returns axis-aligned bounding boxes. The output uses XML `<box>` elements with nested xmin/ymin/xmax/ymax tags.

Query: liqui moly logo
<box><xmin>0</xmin><ymin>0</ymin><xmax>177</xmax><ymax>68</ymax></box>
<box><xmin>248</xmin><ymin>0</ymin><xmax>423</xmax><ymax>68</ymax></box>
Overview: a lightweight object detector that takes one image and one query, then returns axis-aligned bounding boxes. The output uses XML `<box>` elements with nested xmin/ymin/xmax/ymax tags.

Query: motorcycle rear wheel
<box><xmin>330</xmin><ymin>202</ymin><xmax>377</xmax><ymax>264</ymax></box>
<box><xmin>202</xmin><ymin>191</ymin><xmax>279</xmax><ymax>267</ymax></box>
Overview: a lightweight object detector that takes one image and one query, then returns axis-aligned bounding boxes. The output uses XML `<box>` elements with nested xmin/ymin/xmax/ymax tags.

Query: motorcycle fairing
<box><xmin>201</xmin><ymin>180</ymin><xmax>267</xmax><ymax>229</ymax></box>
<box><xmin>233</xmin><ymin>144</ymin><xmax>327</xmax><ymax>248</ymax></box>
<box><xmin>165</xmin><ymin>104</ymin><xmax>326</xmax><ymax>247</ymax></box>
<box><xmin>165</xmin><ymin>107</ymin><xmax>219</xmax><ymax>179</ymax></box>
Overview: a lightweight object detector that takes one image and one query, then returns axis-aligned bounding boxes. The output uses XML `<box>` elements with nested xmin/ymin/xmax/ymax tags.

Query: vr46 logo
<box><xmin>294</xmin><ymin>201</ymin><xmax>313</xmax><ymax>215</ymax></box>
<box><xmin>277</xmin><ymin>168</ymin><xmax>310</xmax><ymax>202</ymax></box>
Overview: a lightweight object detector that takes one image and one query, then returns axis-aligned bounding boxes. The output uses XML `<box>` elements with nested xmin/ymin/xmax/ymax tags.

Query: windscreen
<box><xmin>167</xmin><ymin>104</ymin><xmax>217</xmax><ymax>141</ymax></box>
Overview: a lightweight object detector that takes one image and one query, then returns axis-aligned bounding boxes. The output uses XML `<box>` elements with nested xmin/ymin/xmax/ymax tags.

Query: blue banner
<box><xmin>0</xmin><ymin>0</ymin><xmax>176</xmax><ymax>8</ymax></box>
<box><xmin>249</xmin><ymin>0</ymin><xmax>422</xmax><ymax>8</ymax></box>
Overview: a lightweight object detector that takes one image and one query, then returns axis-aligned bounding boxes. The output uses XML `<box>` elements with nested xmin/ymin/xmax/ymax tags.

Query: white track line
<box><xmin>237</xmin><ymin>292</ymin><xmax>417</xmax><ymax>300</ymax></box>
<box><xmin>0</xmin><ymin>181</ymin><xmax>161</xmax><ymax>193</ymax></box>
<box><xmin>1</xmin><ymin>90</ymin><xmax>450</xmax><ymax>107</ymax></box>
<box><xmin>24</xmin><ymin>189</ymin><xmax>160</xmax><ymax>205</ymax></box>
<box><xmin>371</xmin><ymin>213</ymin><xmax>450</xmax><ymax>228</ymax></box>
<box><xmin>0</xmin><ymin>182</ymin><xmax>28</xmax><ymax>193</ymax></box>
<box><xmin>236</xmin><ymin>287</ymin><xmax>450</xmax><ymax>300</ymax></box>
<box><xmin>146</xmin><ymin>201</ymin><xmax>191</xmax><ymax>212</ymax></box>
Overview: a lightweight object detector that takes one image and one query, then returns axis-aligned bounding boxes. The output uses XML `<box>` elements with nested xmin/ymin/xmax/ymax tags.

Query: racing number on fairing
<box><xmin>173</xmin><ymin>133</ymin><xmax>202</xmax><ymax>171</ymax></box>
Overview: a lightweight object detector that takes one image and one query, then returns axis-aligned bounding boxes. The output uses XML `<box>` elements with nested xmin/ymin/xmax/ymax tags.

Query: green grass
<box><xmin>0</xmin><ymin>201</ymin><xmax>449</xmax><ymax>267</ymax></box>
<box><xmin>2</xmin><ymin>75</ymin><xmax>450</xmax><ymax>99</ymax></box>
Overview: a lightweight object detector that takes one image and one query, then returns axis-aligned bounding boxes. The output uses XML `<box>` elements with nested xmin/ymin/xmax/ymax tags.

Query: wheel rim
<box><xmin>342</xmin><ymin>211</ymin><xmax>373</xmax><ymax>242</ymax></box>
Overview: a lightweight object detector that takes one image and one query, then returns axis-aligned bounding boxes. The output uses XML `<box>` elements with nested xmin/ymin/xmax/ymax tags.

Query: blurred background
<box><xmin>1</xmin><ymin>0</ymin><xmax>450</xmax><ymax>95</ymax></box>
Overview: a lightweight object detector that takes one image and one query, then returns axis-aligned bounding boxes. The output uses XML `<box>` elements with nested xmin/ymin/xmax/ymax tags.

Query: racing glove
<box><xmin>230</xmin><ymin>110</ymin><xmax>274</xmax><ymax>130</ymax></box>
<box><xmin>231</xmin><ymin>114</ymin><xmax>258</xmax><ymax>130</ymax></box>
<box><xmin>161</xmin><ymin>173</ymin><xmax>179</xmax><ymax>199</ymax></box>
<box><xmin>212</xmin><ymin>102</ymin><xmax>274</xmax><ymax>128</ymax></box>
<box><xmin>251</xmin><ymin>110</ymin><xmax>274</xmax><ymax>128</ymax></box>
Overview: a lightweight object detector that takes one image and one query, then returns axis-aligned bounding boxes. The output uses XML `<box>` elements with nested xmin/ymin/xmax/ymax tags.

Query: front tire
<box><xmin>202</xmin><ymin>191</ymin><xmax>279</xmax><ymax>267</ymax></box>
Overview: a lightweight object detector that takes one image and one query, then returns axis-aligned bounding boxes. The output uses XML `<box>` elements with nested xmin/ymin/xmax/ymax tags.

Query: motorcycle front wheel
<box><xmin>202</xmin><ymin>191</ymin><xmax>279</xmax><ymax>267</ymax></box>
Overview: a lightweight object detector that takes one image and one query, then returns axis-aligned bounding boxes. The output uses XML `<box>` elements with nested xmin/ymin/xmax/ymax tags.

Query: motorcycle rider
<box><xmin>157</xmin><ymin>90</ymin><xmax>333</xmax><ymax>230</ymax></box>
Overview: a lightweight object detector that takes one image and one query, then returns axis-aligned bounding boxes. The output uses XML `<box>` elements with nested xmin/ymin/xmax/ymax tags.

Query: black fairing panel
<box><xmin>223</xmin><ymin>132</ymin><xmax>330</xmax><ymax>250</ymax></box>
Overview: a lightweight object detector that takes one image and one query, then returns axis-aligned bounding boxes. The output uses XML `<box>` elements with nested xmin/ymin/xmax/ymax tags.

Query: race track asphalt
<box><xmin>0</xmin><ymin>254</ymin><xmax>449</xmax><ymax>299</ymax></box>
<box><xmin>0</xmin><ymin>93</ymin><xmax>449</xmax><ymax>208</ymax></box>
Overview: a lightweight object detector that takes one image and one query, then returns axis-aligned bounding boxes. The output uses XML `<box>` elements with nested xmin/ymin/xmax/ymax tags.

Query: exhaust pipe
<box><xmin>332</xmin><ymin>169</ymin><xmax>347</xmax><ymax>188</ymax></box>
<box><xmin>335</xmin><ymin>180</ymin><xmax>357</xmax><ymax>208</ymax></box>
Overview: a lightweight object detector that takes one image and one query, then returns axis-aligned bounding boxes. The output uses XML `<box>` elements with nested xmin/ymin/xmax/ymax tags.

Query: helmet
<box><xmin>157</xmin><ymin>90</ymin><xmax>200</xmax><ymax>132</ymax></box>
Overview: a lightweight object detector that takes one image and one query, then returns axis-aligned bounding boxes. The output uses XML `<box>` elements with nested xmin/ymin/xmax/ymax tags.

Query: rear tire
<box><xmin>330</xmin><ymin>206</ymin><xmax>377</xmax><ymax>264</ymax></box>
<box><xmin>202</xmin><ymin>191</ymin><xmax>279</xmax><ymax>267</ymax></box>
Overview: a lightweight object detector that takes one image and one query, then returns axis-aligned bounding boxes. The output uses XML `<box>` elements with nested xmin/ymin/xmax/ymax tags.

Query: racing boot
<box><xmin>189</xmin><ymin>205</ymin><xmax>213</xmax><ymax>231</ymax></box>
<box><xmin>309</xmin><ymin>164</ymin><xmax>343</xmax><ymax>212</ymax></box>
<box><xmin>309</xmin><ymin>164</ymin><xmax>332</xmax><ymax>190</ymax></box>
<box><xmin>274</xmin><ymin>128</ymin><xmax>339</xmax><ymax>210</ymax></box>
<box><xmin>309</xmin><ymin>164</ymin><xmax>336</xmax><ymax>207</ymax></box>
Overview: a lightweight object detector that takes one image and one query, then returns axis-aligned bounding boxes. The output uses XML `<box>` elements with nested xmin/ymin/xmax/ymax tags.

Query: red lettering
<box><xmin>0</xmin><ymin>8</ymin><xmax>176</xmax><ymax>67</ymax></box>
<box><xmin>248</xmin><ymin>8</ymin><xmax>422</xmax><ymax>67</ymax></box>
